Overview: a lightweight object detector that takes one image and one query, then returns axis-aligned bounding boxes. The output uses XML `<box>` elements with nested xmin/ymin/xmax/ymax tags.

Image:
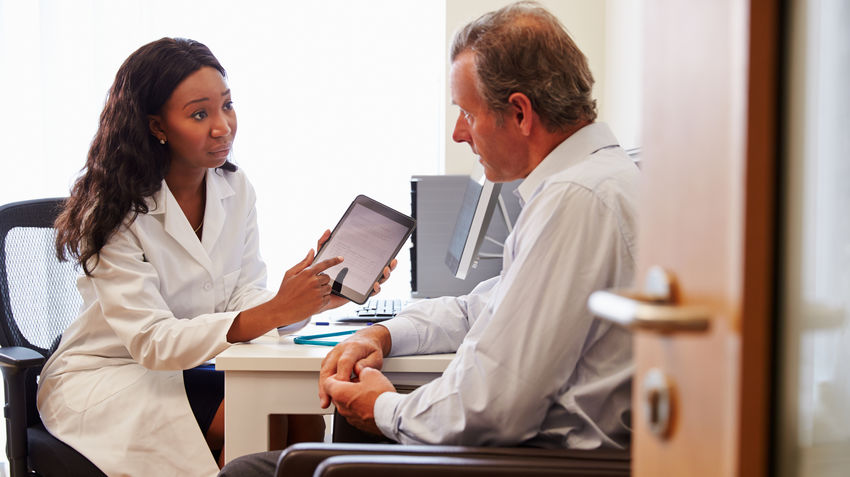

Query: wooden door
<box><xmin>632</xmin><ymin>0</ymin><xmax>779</xmax><ymax>475</ymax></box>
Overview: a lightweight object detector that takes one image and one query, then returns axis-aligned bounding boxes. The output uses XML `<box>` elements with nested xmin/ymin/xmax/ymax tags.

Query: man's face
<box><xmin>450</xmin><ymin>51</ymin><xmax>526</xmax><ymax>182</ymax></box>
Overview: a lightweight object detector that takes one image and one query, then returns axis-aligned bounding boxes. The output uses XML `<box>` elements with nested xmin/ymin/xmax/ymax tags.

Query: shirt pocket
<box><xmin>216</xmin><ymin>268</ymin><xmax>241</xmax><ymax>311</ymax></box>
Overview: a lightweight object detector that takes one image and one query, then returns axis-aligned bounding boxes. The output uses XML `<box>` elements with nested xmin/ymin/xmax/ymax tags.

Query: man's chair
<box><xmin>0</xmin><ymin>198</ymin><xmax>106</xmax><ymax>477</ymax></box>
<box><xmin>305</xmin><ymin>382</ymin><xmax>629</xmax><ymax>476</ymax></box>
<box><xmin>276</xmin><ymin>442</ymin><xmax>630</xmax><ymax>476</ymax></box>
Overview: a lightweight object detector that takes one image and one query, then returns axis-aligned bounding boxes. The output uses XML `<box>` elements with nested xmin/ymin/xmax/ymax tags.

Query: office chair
<box><xmin>305</xmin><ymin>365</ymin><xmax>630</xmax><ymax>475</ymax></box>
<box><xmin>0</xmin><ymin>198</ymin><xmax>106</xmax><ymax>477</ymax></box>
<box><xmin>276</xmin><ymin>442</ymin><xmax>630</xmax><ymax>477</ymax></box>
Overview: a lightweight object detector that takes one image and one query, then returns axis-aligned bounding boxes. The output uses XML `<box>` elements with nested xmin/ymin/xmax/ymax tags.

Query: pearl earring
<box><xmin>159</xmin><ymin>138</ymin><xmax>166</xmax><ymax>145</ymax></box>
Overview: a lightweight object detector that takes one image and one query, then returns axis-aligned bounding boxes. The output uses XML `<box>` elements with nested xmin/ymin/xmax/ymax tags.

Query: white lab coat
<box><xmin>37</xmin><ymin>168</ymin><xmax>282</xmax><ymax>477</ymax></box>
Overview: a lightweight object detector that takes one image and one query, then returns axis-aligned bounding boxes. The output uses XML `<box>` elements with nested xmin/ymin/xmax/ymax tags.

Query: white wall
<box><xmin>0</xmin><ymin>0</ymin><xmax>445</xmax><ymax>299</ymax></box>
<box><xmin>443</xmin><ymin>0</ymin><xmax>643</xmax><ymax>175</ymax></box>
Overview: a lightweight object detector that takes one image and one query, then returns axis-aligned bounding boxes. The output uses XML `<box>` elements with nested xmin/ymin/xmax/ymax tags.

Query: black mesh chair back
<box><xmin>0</xmin><ymin>198</ymin><xmax>80</xmax><ymax>358</ymax></box>
<box><xmin>0</xmin><ymin>198</ymin><xmax>105</xmax><ymax>477</ymax></box>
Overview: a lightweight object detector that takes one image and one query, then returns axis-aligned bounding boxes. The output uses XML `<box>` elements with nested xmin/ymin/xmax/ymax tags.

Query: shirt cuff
<box><xmin>275</xmin><ymin>316</ymin><xmax>310</xmax><ymax>335</ymax></box>
<box><xmin>374</xmin><ymin>391</ymin><xmax>404</xmax><ymax>440</ymax></box>
<box><xmin>206</xmin><ymin>310</ymin><xmax>241</xmax><ymax>347</ymax></box>
<box><xmin>378</xmin><ymin>317</ymin><xmax>419</xmax><ymax>356</ymax></box>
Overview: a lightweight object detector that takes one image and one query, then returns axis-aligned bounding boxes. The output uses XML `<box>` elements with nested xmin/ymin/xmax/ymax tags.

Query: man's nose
<box><xmin>452</xmin><ymin>112</ymin><xmax>470</xmax><ymax>144</ymax></box>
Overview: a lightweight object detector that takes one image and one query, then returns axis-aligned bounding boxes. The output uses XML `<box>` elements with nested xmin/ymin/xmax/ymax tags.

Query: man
<box><xmin>220</xmin><ymin>1</ymin><xmax>637</xmax><ymax>473</ymax></box>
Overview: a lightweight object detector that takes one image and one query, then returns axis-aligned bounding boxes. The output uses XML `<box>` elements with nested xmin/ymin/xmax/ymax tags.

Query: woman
<box><xmin>37</xmin><ymin>38</ymin><xmax>387</xmax><ymax>476</ymax></box>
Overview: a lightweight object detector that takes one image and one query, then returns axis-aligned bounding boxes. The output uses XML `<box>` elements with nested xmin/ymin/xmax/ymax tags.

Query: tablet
<box><xmin>314</xmin><ymin>195</ymin><xmax>415</xmax><ymax>304</ymax></box>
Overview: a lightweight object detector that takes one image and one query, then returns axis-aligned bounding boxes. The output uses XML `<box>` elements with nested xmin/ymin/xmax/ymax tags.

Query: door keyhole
<box><xmin>642</xmin><ymin>368</ymin><xmax>673</xmax><ymax>439</ymax></box>
<box><xmin>647</xmin><ymin>388</ymin><xmax>661</xmax><ymax>426</ymax></box>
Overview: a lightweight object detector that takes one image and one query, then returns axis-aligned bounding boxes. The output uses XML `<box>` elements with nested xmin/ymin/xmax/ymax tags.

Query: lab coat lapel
<box><xmin>159</xmin><ymin>181</ymin><xmax>214</xmax><ymax>273</ymax></box>
<box><xmin>200</xmin><ymin>169</ymin><xmax>234</xmax><ymax>254</ymax></box>
<box><xmin>148</xmin><ymin>170</ymin><xmax>235</xmax><ymax>276</ymax></box>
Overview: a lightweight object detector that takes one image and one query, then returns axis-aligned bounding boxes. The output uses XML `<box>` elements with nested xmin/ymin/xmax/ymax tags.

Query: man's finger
<box><xmin>323</xmin><ymin>375</ymin><xmax>350</xmax><ymax>401</ymax></box>
<box><xmin>335</xmin><ymin>351</ymin><xmax>357</xmax><ymax>382</ymax></box>
<box><xmin>352</xmin><ymin>352</ymin><xmax>383</xmax><ymax>376</ymax></box>
<box><xmin>319</xmin><ymin>366</ymin><xmax>340</xmax><ymax>408</ymax></box>
<box><xmin>354</xmin><ymin>360</ymin><xmax>368</xmax><ymax>376</ymax></box>
<box><xmin>318</xmin><ymin>349</ymin><xmax>342</xmax><ymax>407</ymax></box>
<box><xmin>358</xmin><ymin>366</ymin><xmax>378</xmax><ymax>379</ymax></box>
<box><xmin>321</xmin><ymin>375</ymin><xmax>337</xmax><ymax>397</ymax></box>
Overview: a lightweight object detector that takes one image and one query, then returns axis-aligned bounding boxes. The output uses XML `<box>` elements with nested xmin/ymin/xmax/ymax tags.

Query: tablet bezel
<box><xmin>314</xmin><ymin>195</ymin><xmax>415</xmax><ymax>304</ymax></box>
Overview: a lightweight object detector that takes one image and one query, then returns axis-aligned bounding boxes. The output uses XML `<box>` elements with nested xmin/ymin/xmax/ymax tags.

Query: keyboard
<box><xmin>336</xmin><ymin>298</ymin><xmax>405</xmax><ymax>323</ymax></box>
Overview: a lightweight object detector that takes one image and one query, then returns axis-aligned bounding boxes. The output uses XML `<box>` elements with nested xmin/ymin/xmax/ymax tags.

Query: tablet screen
<box><xmin>314</xmin><ymin>195</ymin><xmax>415</xmax><ymax>304</ymax></box>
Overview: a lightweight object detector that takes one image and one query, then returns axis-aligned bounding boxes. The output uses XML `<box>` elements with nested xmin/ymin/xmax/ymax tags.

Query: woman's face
<box><xmin>149</xmin><ymin>66</ymin><xmax>236</xmax><ymax>172</ymax></box>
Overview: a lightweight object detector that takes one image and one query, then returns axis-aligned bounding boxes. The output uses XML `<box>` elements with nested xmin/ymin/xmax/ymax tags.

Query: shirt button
<box><xmin>203</xmin><ymin>282</ymin><xmax>212</xmax><ymax>291</ymax></box>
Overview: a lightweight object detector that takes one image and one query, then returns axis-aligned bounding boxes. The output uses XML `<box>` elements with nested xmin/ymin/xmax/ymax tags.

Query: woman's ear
<box><xmin>148</xmin><ymin>115</ymin><xmax>165</xmax><ymax>142</ymax></box>
<box><xmin>507</xmin><ymin>92</ymin><xmax>533</xmax><ymax>136</ymax></box>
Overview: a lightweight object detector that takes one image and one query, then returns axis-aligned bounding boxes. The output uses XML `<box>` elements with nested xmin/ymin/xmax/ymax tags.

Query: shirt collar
<box><xmin>514</xmin><ymin>122</ymin><xmax>619</xmax><ymax>207</ymax></box>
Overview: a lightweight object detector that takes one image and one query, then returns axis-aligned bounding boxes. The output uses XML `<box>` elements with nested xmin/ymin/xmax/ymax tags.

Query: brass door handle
<box><xmin>587</xmin><ymin>266</ymin><xmax>711</xmax><ymax>333</ymax></box>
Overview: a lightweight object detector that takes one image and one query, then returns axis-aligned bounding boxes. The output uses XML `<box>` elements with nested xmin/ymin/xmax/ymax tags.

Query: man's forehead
<box><xmin>449</xmin><ymin>51</ymin><xmax>477</xmax><ymax>102</ymax></box>
<box><xmin>451</xmin><ymin>49</ymin><xmax>476</xmax><ymax>72</ymax></box>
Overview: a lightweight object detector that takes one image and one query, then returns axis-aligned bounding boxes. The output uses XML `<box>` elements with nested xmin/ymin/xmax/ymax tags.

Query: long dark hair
<box><xmin>55</xmin><ymin>37</ymin><xmax>237</xmax><ymax>275</ymax></box>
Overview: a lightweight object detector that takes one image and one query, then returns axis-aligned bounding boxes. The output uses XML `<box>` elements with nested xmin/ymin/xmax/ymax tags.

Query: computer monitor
<box><xmin>445</xmin><ymin>177</ymin><xmax>505</xmax><ymax>280</ymax></box>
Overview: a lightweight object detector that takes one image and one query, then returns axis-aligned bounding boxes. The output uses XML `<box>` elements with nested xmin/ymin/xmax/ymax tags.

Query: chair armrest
<box><xmin>0</xmin><ymin>346</ymin><xmax>45</xmax><ymax>369</ymax></box>
<box><xmin>316</xmin><ymin>454</ymin><xmax>630</xmax><ymax>477</ymax></box>
<box><xmin>0</xmin><ymin>346</ymin><xmax>45</xmax><ymax>477</ymax></box>
<box><xmin>277</xmin><ymin>442</ymin><xmax>630</xmax><ymax>477</ymax></box>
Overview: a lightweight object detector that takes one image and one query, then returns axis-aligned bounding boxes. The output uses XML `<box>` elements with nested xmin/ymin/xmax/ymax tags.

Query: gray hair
<box><xmin>450</xmin><ymin>1</ymin><xmax>597</xmax><ymax>131</ymax></box>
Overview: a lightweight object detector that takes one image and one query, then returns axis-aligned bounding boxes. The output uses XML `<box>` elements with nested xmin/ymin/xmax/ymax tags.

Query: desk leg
<box><xmin>223</xmin><ymin>370</ymin><xmax>332</xmax><ymax>464</ymax></box>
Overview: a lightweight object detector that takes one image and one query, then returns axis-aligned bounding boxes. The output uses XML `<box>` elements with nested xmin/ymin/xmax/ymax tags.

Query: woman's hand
<box><xmin>313</xmin><ymin>231</ymin><xmax>398</xmax><ymax>312</ymax></box>
<box><xmin>273</xmin><ymin>248</ymin><xmax>343</xmax><ymax>323</ymax></box>
<box><xmin>373</xmin><ymin>259</ymin><xmax>397</xmax><ymax>294</ymax></box>
<box><xmin>226</xmin><ymin>249</ymin><xmax>341</xmax><ymax>343</ymax></box>
<box><xmin>314</xmin><ymin>230</ymin><xmax>350</xmax><ymax>310</ymax></box>
<box><xmin>227</xmin><ymin>232</ymin><xmax>397</xmax><ymax>343</ymax></box>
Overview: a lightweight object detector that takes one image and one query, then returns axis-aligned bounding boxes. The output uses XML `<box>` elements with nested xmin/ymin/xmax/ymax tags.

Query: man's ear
<box><xmin>507</xmin><ymin>92</ymin><xmax>533</xmax><ymax>136</ymax></box>
<box><xmin>148</xmin><ymin>115</ymin><xmax>165</xmax><ymax>141</ymax></box>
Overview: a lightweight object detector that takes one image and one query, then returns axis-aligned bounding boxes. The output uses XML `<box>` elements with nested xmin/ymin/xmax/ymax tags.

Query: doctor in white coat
<box><xmin>37</xmin><ymin>38</ymin><xmax>389</xmax><ymax>477</ymax></box>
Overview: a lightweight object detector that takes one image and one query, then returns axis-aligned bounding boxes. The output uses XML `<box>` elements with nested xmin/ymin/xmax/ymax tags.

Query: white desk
<box><xmin>216</xmin><ymin>322</ymin><xmax>454</xmax><ymax>463</ymax></box>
